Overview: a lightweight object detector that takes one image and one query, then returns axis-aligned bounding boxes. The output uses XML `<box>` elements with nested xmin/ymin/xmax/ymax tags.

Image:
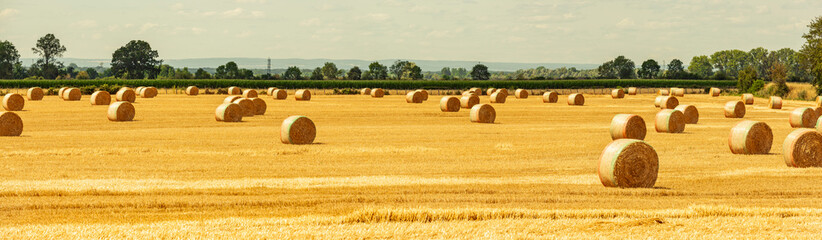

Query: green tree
<box><xmin>637</xmin><ymin>59</ymin><xmax>660</xmax><ymax>79</ymax></box>
<box><xmin>408</xmin><ymin>63</ymin><xmax>423</xmax><ymax>80</ymax></box>
<box><xmin>310</xmin><ymin>67</ymin><xmax>323</xmax><ymax>80</ymax></box>
<box><xmin>597</xmin><ymin>61</ymin><xmax>616</xmax><ymax>79</ymax></box>
<box><xmin>175</xmin><ymin>67</ymin><xmax>194</xmax><ymax>79</ymax></box>
<box><xmin>110</xmin><ymin>40</ymin><xmax>161</xmax><ymax>79</ymax></box>
<box><xmin>440</xmin><ymin>67</ymin><xmax>451</xmax><ymax>77</ymax></box>
<box><xmin>598</xmin><ymin>56</ymin><xmax>634</xmax><ymax>79</ymax></box>
<box><xmin>688</xmin><ymin>55</ymin><xmax>713</xmax><ymax>79</ymax></box>
<box><xmin>665</xmin><ymin>59</ymin><xmax>685</xmax><ymax>79</ymax></box>
<box><xmin>85</xmin><ymin>68</ymin><xmax>99</xmax><ymax>79</ymax></box>
<box><xmin>347</xmin><ymin>66</ymin><xmax>362</xmax><ymax>80</ymax></box>
<box><xmin>0</xmin><ymin>40</ymin><xmax>21</xmax><ymax>79</ymax></box>
<box><xmin>470</xmin><ymin>63</ymin><xmax>490</xmax><ymax>80</ymax></box>
<box><xmin>800</xmin><ymin>16</ymin><xmax>822</xmax><ymax>94</ymax></box>
<box><xmin>711</xmin><ymin>49</ymin><xmax>752</xmax><ymax>79</ymax></box>
<box><xmin>389</xmin><ymin>60</ymin><xmax>410</xmax><ymax>79</ymax></box>
<box><xmin>749</xmin><ymin>47</ymin><xmax>771</xmax><ymax>79</ymax></box>
<box><xmin>361</xmin><ymin>70</ymin><xmax>373</xmax><ymax>80</ymax></box>
<box><xmin>194</xmin><ymin>68</ymin><xmax>211</xmax><ymax>79</ymax></box>
<box><xmin>76</xmin><ymin>71</ymin><xmax>90</xmax><ymax>79</ymax></box>
<box><xmin>283</xmin><ymin>66</ymin><xmax>303</xmax><ymax>80</ymax></box>
<box><xmin>737</xmin><ymin>66</ymin><xmax>757</xmax><ymax>92</ymax></box>
<box><xmin>158</xmin><ymin>64</ymin><xmax>175</xmax><ymax>79</ymax></box>
<box><xmin>770</xmin><ymin>62</ymin><xmax>790</xmax><ymax>97</ymax></box>
<box><xmin>31</xmin><ymin>34</ymin><xmax>67</xmax><ymax>79</ymax></box>
<box><xmin>321</xmin><ymin>62</ymin><xmax>338</xmax><ymax>80</ymax></box>
<box><xmin>368</xmin><ymin>62</ymin><xmax>388</xmax><ymax>79</ymax></box>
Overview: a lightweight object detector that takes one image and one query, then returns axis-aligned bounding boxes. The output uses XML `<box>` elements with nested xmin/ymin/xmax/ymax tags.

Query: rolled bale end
<box><xmin>90</xmin><ymin>91</ymin><xmax>112</xmax><ymax>105</ymax></box>
<box><xmin>729</xmin><ymin>120</ymin><xmax>773</xmax><ymax>155</ymax></box>
<box><xmin>598</xmin><ymin>139</ymin><xmax>658</xmax><ymax>188</ymax></box>
<box><xmin>542</xmin><ymin>91</ymin><xmax>558</xmax><ymax>103</ymax></box>
<box><xmin>107</xmin><ymin>101</ymin><xmax>135</xmax><ymax>121</ymax></box>
<box><xmin>611</xmin><ymin>89</ymin><xmax>625</xmax><ymax>99</ymax></box>
<box><xmin>660</xmin><ymin>96</ymin><xmax>679</xmax><ymax>109</ymax></box>
<box><xmin>242</xmin><ymin>89</ymin><xmax>258</xmax><ymax>98</ymax></box>
<box><xmin>140</xmin><ymin>87</ymin><xmax>158</xmax><ymax>98</ymax></box>
<box><xmin>0</xmin><ymin>111</ymin><xmax>23</xmax><ymax>136</ymax></box>
<box><xmin>215</xmin><ymin>103</ymin><xmax>243</xmax><ymax>122</ymax></box>
<box><xmin>470</xmin><ymin>104</ymin><xmax>496</xmax><ymax>123</ymax></box>
<box><xmin>789</xmin><ymin>107</ymin><xmax>817</xmax><ymax>128</ymax></box>
<box><xmin>406</xmin><ymin>91</ymin><xmax>423</xmax><ymax>103</ymax></box>
<box><xmin>416</xmin><ymin>89</ymin><xmax>429</xmax><ymax>101</ymax></box>
<box><xmin>228</xmin><ymin>86</ymin><xmax>241</xmax><ymax>95</ymax></box>
<box><xmin>186</xmin><ymin>86</ymin><xmax>199</xmax><ymax>96</ymax></box>
<box><xmin>371</xmin><ymin>88</ymin><xmax>385</xmax><ymax>98</ymax></box>
<box><xmin>710</xmin><ymin>88</ymin><xmax>721</xmax><ymax>97</ymax></box>
<box><xmin>224</xmin><ymin>96</ymin><xmax>241</xmax><ymax>104</ymax></box>
<box><xmin>115</xmin><ymin>88</ymin><xmax>136</xmax><ymax>103</ymax></box>
<box><xmin>469</xmin><ymin>88</ymin><xmax>482</xmax><ymax>95</ymax></box>
<box><xmin>273</xmin><ymin>89</ymin><xmax>288</xmax><ymax>100</ymax></box>
<box><xmin>360</xmin><ymin>88</ymin><xmax>371</xmax><ymax>95</ymax></box>
<box><xmin>280</xmin><ymin>116</ymin><xmax>316</xmax><ymax>144</ymax></box>
<box><xmin>26</xmin><ymin>87</ymin><xmax>44</xmax><ymax>101</ymax></box>
<box><xmin>250</xmin><ymin>98</ymin><xmax>267</xmax><ymax>115</ymax></box>
<box><xmin>742</xmin><ymin>94</ymin><xmax>754</xmax><ymax>105</ymax></box>
<box><xmin>514</xmin><ymin>89</ymin><xmax>529</xmax><ymax>99</ymax></box>
<box><xmin>295</xmin><ymin>89</ymin><xmax>311</xmax><ymax>101</ymax></box>
<box><xmin>567</xmin><ymin>93</ymin><xmax>584</xmax><ymax>106</ymax></box>
<box><xmin>658</xmin><ymin>89</ymin><xmax>669</xmax><ymax>96</ymax></box>
<box><xmin>654</xmin><ymin>96</ymin><xmax>664</xmax><ymax>108</ymax></box>
<box><xmin>63</xmin><ymin>88</ymin><xmax>82</xmax><ymax>101</ymax></box>
<box><xmin>627</xmin><ymin>87</ymin><xmax>638</xmax><ymax>95</ymax></box>
<box><xmin>610</xmin><ymin>114</ymin><xmax>647</xmax><ymax>140</ymax></box>
<box><xmin>486</xmin><ymin>88</ymin><xmax>496</xmax><ymax>96</ymax></box>
<box><xmin>460</xmin><ymin>95</ymin><xmax>479</xmax><ymax>109</ymax></box>
<box><xmin>655</xmin><ymin>109</ymin><xmax>686</xmax><ymax>133</ymax></box>
<box><xmin>674</xmin><ymin>104</ymin><xmax>699</xmax><ymax>124</ymax></box>
<box><xmin>232</xmin><ymin>98</ymin><xmax>256</xmax><ymax>117</ymax></box>
<box><xmin>769</xmin><ymin>96</ymin><xmax>782</xmax><ymax>109</ymax></box>
<box><xmin>135</xmin><ymin>87</ymin><xmax>145</xmax><ymax>95</ymax></box>
<box><xmin>783</xmin><ymin>128</ymin><xmax>822</xmax><ymax>168</ymax></box>
<box><xmin>490</xmin><ymin>92</ymin><xmax>507</xmax><ymax>103</ymax></box>
<box><xmin>2</xmin><ymin>93</ymin><xmax>25</xmax><ymax>111</ymax></box>
<box><xmin>440</xmin><ymin>96</ymin><xmax>461</xmax><ymax>112</ymax></box>
<box><xmin>496</xmin><ymin>88</ymin><xmax>509</xmax><ymax>95</ymax></box>
<box><xmin>724</xmin><ymin>101</ymin><xmax>746</xmax><ymax>118</ymax></box>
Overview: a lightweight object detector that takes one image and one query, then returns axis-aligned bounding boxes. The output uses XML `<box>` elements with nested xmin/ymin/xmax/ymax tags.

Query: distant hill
<box><xmin>22</xmin><ymin>58</ymin><xmax>598</xmax><ymax>72</ymax></box>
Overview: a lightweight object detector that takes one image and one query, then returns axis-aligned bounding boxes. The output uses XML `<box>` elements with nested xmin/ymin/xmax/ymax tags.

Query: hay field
<box><xmin>2</xmin><ymin>90</ymin><xmax>822</xmax><ymax>239</ymax></box>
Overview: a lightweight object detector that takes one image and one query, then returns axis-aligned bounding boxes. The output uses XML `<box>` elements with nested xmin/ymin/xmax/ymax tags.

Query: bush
<box><xmin>748</xmin><ymin>80</ymin><xmax>765</xmax><ymax>93</ymax></box>
<box><xmin>80</xmin><ymin>86</ymin><xmax>96</xmax><ymax>95</ymax></box>
<box><xmin>332</xmin><ymin>88</ymin><xmax>359</xmax><ymax>95</ymax></box>
<box><xmin>216</xmin><ymin>88</ymin><xmax>228</xmax><ymax>94</ymax></box>
<box><xmin>798</xmin><ymin>90</ymin><xmax>809</xmax><ymax>100</ymax></box>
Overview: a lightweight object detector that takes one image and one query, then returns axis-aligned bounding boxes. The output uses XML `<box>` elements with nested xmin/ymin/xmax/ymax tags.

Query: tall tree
<box><xmin>389</xmin><ymin>60</ymin><xmax>410</xmax><ymax>79</ymax></box>
<box><xmin>321</xmin><ymin>62</ymin><xmax>338</xmax><ymax>80</ymax></box>
<box><xmin>31</xmin><ymin>34</ymin><xmax>67</xmax><ymax>79</ymax></box>
<box><xmin>310</xmin><ymin>67</ymin><xmax>323</xmax><ymax>80</ymax></box>
<box><xmin>800</xmin><ymin>16</ymin><xmax>822</xmax><ymax>93</ymax></box>
<box><xmin>470</xmin><ymin>63</ymin><xmax>490</xmax><ymax>80</ymax></box>
<box><xmin>637</xmin><ymin>59</ymin><xmax>660</xmax><ymax>79</ymax></box>
<box><xmin>665</xmin><ymin>59</ymin><xmax>686</xmax><ymax>79</ymax></box>
<box><xmin>85</xmin><ymin>68</ymin><xmax>99</xmax><ymax>79</ymax></box>
<box><xmin>368</xmin><ymin>62</ymin><xmax>388</xmax><ymax>79</ymax></box>
<box><xmin>347</xmin><ymin>66</ymin><xmax>362</xmax><ymax>80</ymax></box>
<box><xmin>440</xmin><ymin>67</ymin><xmax>451</xmax><ymax>77</ymax></box>
<box><xmin>283</xmin><ymin>66</ymin><xmax>303</xmax><ymax>80</ymax></box>
<box><xmin>688</xmin><ymin>55</ymin><xmax>713</xmax><ymax>79</ymax></box>
<box><xmin>749</xmin><ymin>47</ymin><xmax>771</xmax><ymax>79</ymax></box>
<box><xmin>110</xmin><ymin>40</ymin><xmax>161</xmax><ymax>79</ymax></box>
<box><xmin>598</xmin><ymin>56</ymin><xmax>635</xmax><ymax>79</ymax></box>
<box><xmin>737</xmin><ymin>66</ymin><xmax>758</xmax><ymax>92</ymax></box>
<box><xmin>0</xmin><ymin>40</ymin><xmax>20</xmax><ymax>79</ymax></box>
<box><xmin>194</xmin><ymin>68</ymin><xmax>211</xmax><ymax>79</ymax></box>
<box><xmin>408</xmin><ymin>63</ymin><xmax>423</xmax><ymax>80</ymax></box>
<box><xmin>770</xmin><ymin>62</ymin><xmax>790</xmax><ymax>97</ymax></box>
<box><xmin>597</xmin><ymin>60</ymin><xmax>616</xmax><ymax>79</ymax></box>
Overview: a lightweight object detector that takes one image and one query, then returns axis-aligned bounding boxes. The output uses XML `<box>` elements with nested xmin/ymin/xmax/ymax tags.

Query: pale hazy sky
<box><xmin>1</xmin><ymin>0</ymin><xmax>820</xmax><ymax>64</ymax></box>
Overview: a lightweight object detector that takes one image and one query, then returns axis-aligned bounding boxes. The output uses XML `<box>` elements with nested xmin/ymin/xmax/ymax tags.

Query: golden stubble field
<box><xmin>2</xmin><ymin>90</ymin><xmax>822</xmax><ymax>239</ymax></box>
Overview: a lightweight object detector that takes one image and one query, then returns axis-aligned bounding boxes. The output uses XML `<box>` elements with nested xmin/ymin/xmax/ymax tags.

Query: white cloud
<box><xmin>139</xmin><ymin>23</ymin><xmax>158</xmax><ymax>33</ymax></box>
<box><xmin>0</xmin><ymin>8</ymin><xmax>19</xmax><ymax>17</ymax></box>
<box><xmin>73</xmin><ymin>20</ymin><xmax>98</xmax><ymax>28</ymax></box>
<box><xmin>221</xmin><ymin>8</ymin><xmax>244</xmax><ymax>18</ymax></box>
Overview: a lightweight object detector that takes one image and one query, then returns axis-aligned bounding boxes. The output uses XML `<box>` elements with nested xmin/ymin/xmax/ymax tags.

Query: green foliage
<box><xmin>321</xmin><ymin>62</ymin><xmax>338</xmax><ymax>80</ymax></box>
<box><xmin>111</xmin><ymin>40</ymin><xmax>160</xmax><ymax>79</ymax></box>
<box><xmin>283</xmin><ymin>66</ymin><xmax>302</xmax><ymax>80</ymax></box>
<box><xmin>470</xmin><ymin>64</ymin><xmax>490</xmax><ymax>80</ymax></box>
<box><xmin>76</xmin><ymin>71</ymin><xmax>90</xmax><ymax>80</ymax></box>
<box><xmin>347</xmin><ymin>67</ymin><xmax>361</xmax><ymax>80</ymax></box>
<box><xmin>800</xmin><ymin>16</ymin><xmax>822</xmax><ymax>94</ymax></box>
<box><xmin>737</xmin><ymin>66</ymin><xmax>758</xmax><ymax>93</ymax></box>
<box><xmin>368</xmin><ymin>62</ymin><xmax>388</xmax><ymax>80</ymax></box>
<box><xmin>310</xmin><ymin>67</ymin><xmax>323</xmax><ymax>80</ymax></box>
<box><xmin>798</xmin><ymin>90</ymin><xmax>810</xmax><ymax>100</ymax></box>
<box><xmin>0</xmin><ymin>40</ymin><xmax>21</xmax><ymax>79</ymax></box>
<box><xmin>194</xmin><ymin>68</ymin><xmax>211</xmax><ymax>79</ymax></box>
<box><xmin>688</xmin><ymin>55</ymin><xmax>713</xmax><ymax>79</ymax></box>
<box><xmin>748</xmin><ymin>80</ymin><xmax>765</xmax><ymax>93</ymax></box>
<box><xmin>598</xmin><ymin>56</ymin><xmax>635</xmax><ymax>79</ymax></box>
<box><xmin>664</xmin><ymin>59</ymin><xmax>686</xmax><ymax>79</ymax></box>
<box><xmin>637</xmin><ymin>59</ymin><xmax>660</xmax><ymax>79</ymax></box>
<box><xmin>770</xmin><ymin>62</ymin><xmax>790</xmax><ymax>97</ymax></box>
<box><xmin>332</xmin><ymin>88</ymin><xmax>359</xmax><ymax>95</ymax></box>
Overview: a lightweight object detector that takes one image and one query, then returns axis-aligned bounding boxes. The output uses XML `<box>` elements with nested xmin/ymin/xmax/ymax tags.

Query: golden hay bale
<box><xmin>710</xmin><ymin>87</ymin><xmax>721</xmax><ymax>97</ymax></box>
<box><xmin>470</xmin><ymin>104</ymin><xmax>496</xmax><ymax>123</ymax></box>
<box><xmin>2</xmin><ymin>93</ymin><xmax>24</xmax><ymax>111</ymax></box>
<box><xmin>295</xmin><ymin>89</ymin><xmax>311</xmax><ymax>101</ymax></box>
<box><xmin>783</xmin><ymin>128</ymin><xmax>822</xmax><ymax>168</ymax></box>
<box><xmin>514</xmin><ymin>89</ymin><xmax>529</xmax><ymax>99</ymax></box>
<box><xmin>360</xmin><ymin>88</ymin><xmax>371</xmax><ymax>95</ymax></box>
<box><xmin>272</xmin><ymin>89</ymin><xmax>288</xmax><ymax>100</ymax></box>
<box><xmin>655</xmin><ymin>109</ymin><xmax>685</xmax><ymax>133</ymax></box>
<box><xmin>186</xmin><ymin>86</ymin><xmax>199</xmax><ymax>96</ymax></box>
<box><xmin>658</xmin><ymin>96</ymin><xmax>679</xmax><ymax>109</ymax></box>
<box><xmin>267</xmin><ymin>87</ymin><xmax>278</xmax><ymax>95</ymax></box>
<box><xmin>816</xmin><ymin>96</ymin><xmax>822</xmax><ymax>108</ymax></box>
<box><xmin>674</xmin><ymin>104</ymin><xmax>699</xmax><ymax>124</ymax></box>
<box><xmin>242</xmin><ymin>89</ymin><xmax>258</xmax><ymax>98</ymax></box>
<box><xmin>729</xmin><ymin>120</ymin><xmax>772</xmax><ymax>155</ymax></box>
<box><xmin>469</xmin><ymin>87</ymin><xmax>482</xmax><ymax>94</ymax></box>
<box><xmin>490</xmin><ymin>92</ymin><xmax>507</xmax><ymax>103</ymax></box>
<box><xmin>724</xmin><ymin>101</ymin><xmax>746</xmax><ymax>118</ymax></box>
<box><xmin>611</xmin><ymin>89</ymin><xmax>624</xmax><ymax>99</ymax></box>
<box><xmin>598</xmin><ymin>139</ymin><xmax>658</xmax><ymax>188</ymax></box>
<box><xmin>496</xmin><ymin>88</ymin><xmax>509</xmax><ymax>95</ymax></box>
<box><xmin>250</xmin><ymin>98</ymin><xmax>267</xmax><ymax>115</ymax></box>
<box><xmin>224</xmin><ymin>96</ymin><xmax>241</xmax><ymax>104</ymax></box>
<box><xmin>462</xmin><ymin>91</ymin><xmax>478</xmax><ymax>97</ymax></box>
<box><xmin>542</xmin><ymin>91</ymin><xmax>558</xmax><ymax>103</ymax></box>
<box><xmin>140</xmin><ymin>87</ymin><xmax>158</xmax><ymax>98</ymax></box>
<box><xmin>232</xmin><ymin>98</ymin><xmax>256</xmax><ymax>117</ymax></box>
<box><xmin>790</xmin><ymin>107</ymin><xmax>817</xmax><ymax>128</ymax></box>
<box><xmin>672</xmin><ymin>88</ymin><xmax>685</xmax><ymax>97</ymax></box>
<box><xmin>281</xmin><ymin>115</ymin><xmax>316</xmax><ymax>144</ymax></box>
<box><xmin>115</xmin><ymin>88</ymin><xmax>136</xmax><ymax>103</ymax></box>
<box><xmin>58</xmin><ymin>87</ymin><xmax>69</xmax><ymax>99</ymax></box>
<box><xmin>107</xmin><ymin>101</ymin><xmax>135</xmax><ymax>121</ymax></box>
<box><xmin>486</xmin><ymin>88</ymin><xmax>496</xmax><ymax>96</ymax></box>
<box><xmin>26</xmin><ymin>87</ymin><xmax>44</xmax><ymax>101</ymax></box>
<box><xmin>228</xmin><ymin>86</ymin><xmax>241</xmax><ymax>95</ymax></box>
<box><xmin>654</xmin><ymin>96</ymin><xmax>664</xmax><ymax>108</ymax></box>
<box><xmin>658</xmin><ymin>89</ymin><xmax>669</xmax><ymax>96</ymax></box>
<box><xmin>610</xmin><ymin>114</ymin><xmax>646</xmax><ymax>140</ymax></box>
<box><xmin>406</xmin><ymin>91</ymin><xmax>423</xmax><ymax>103</ymax></box>
<box><xmin>817</xmin><ymin>117</ymin><xmax>822</xmax><ymax>132</ymax></box>
<box><xmin>416</xmin><ymin>89</ymin><xmax>429</xmax><ymax>101</ymax></box>
<box><xmin>371</xmin><ymin>88</ymin><xmax>384</xmax><ymax>98</ymax></box>
<box><xmin>63</xmin><ymin>88</ymin><xmax>81</xmax><ymax>101</ymax></box>
<box><xmin>0</xmin><ymin>111</ymin><xmax>23</xmax><ymax>136</ymax></box>
<box><xmin>769</xmin><ymin>96</ymin><xmax>782</xmax><ymax>109</ymax></box>
<box><xmin>627</xmin><ymin>87</ymin><xmax>637</xmax><ymax>95</ymax></box>
<box><xmin>815</xmin><ymin>107</ymin><xmax>822</xmax><ymax>119</ymax></box>
<box><xmin>215</xmin><ymin>103</ymin><xmax>243</xmax><ymax>122</ymax></box>
<box><xmin>460</xmin><ymin>95</ymin><xmax>479</xmax><ymax>109</ymax></box>
<box><xmin>135</xmin><ymin>87</ymin><xmax>145</xmax><ymax>95</ymax></box>
<box><xmin>440</xmin><ymin>96</ymin><xmax>461</xmax><ymax>112</ymax></box>
<box><xmin>742</xmin><ymin>93</ymin><xmax>754</xmax><ymax>105</ymax></box>
<box><xmin>567</xmin><ymin>93</ymin><xmax>584</xmax><ymax>106</ymax></box>
<box><xmin>89</xmin><ymin>91</ymin><xmax>111</xmax><ymax>105</ymax></box>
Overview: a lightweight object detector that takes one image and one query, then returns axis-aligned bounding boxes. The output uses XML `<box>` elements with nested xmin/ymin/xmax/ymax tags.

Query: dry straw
<box><xmin>789</xmin><ymin>107</ymin><xmax>817</xmax><ymax>128</ymax></box>
<box><xmin>514</xmin><ymin>89</ymin><xmax>529</xmax><ymax>99</ymax></box>
<box><xmin>655</xmin><ymin>109</ymin><xmax>685</xmax><ymax>133</ymax></box>
<box><xmin>654</xmin><ymin>96</ymin><xmax>664</xmax><ymax>108</ymax></box>
<box><xmin>710</xmin><ymin>87</ymin><xmax>721</xmax><ymax>97</ymax></box>
<box><xmin>542</xmin><ymin>91</ymin><xmax>558</xmax><ymax>103</ymax></box>
<box><xmin>567</xmin><ymin>93</ymin><xmax>584</xmax><ymax>105</ymax></box>
<box><xmin>486</xmin><ymin>88</ymin><xmax>496</xmax><ymax>96</ymax></box>
<box><xmin>224</xmin><ymin>96</ymin><xmax>241</xmax><ymax>103</ymax></box>
<box><xmin>416</xmin><ymin>89</ymin><xmax>429</xmax><ymax>101</ymax></box>
<box><xmin>63</xmin><ymin>88</ymin><xmax>81</xmax><ymax>101</ymax></box>
<box><xmin>658</xmin><ymin>89</ymin><xmax>669</xmax><ymax>96</ymax></box>
<box><xmin>232</xmin><ymin>98</ymin><xmax>256</xmax><ymax>117</ymax></box>
<box><xmin>228</xmin><ymin>86</ymin><xmax>241</xmax><ymax>95</ymax></box>
<box><xmin>26</xmin><ymin>87</ymin><xmax>43</xmax><ymax>101</ymax></box>
<box><xmin>671</xmin><ymin>88</ymin><xmax>685</xmax><ymax>97</ymax></box>
<box><xmin>729</xmin><ymin>120</ymin><xmax>772</xmax><ymax>154</ymax></box>
<box><xmin>658</xmin><ymin>96</ymin><xmax>679</xmax><ymax>109</ymax></box>
<box><xmin>360</xmin><ymin>88</ymin><xmax>371</xmax><ymax>95</ymax></box>
<box><xmin>2</xmin><ymin>93</ymin><xmax>24</xmax><ymax>111</ymax></box>
<box><xmin>116</xmin><ymin>87</ymin><xmax>136</xmax><ymax>103</ymax></box>
<box><xmin>818</xmin><ymin>117</ymin><xmax>822</xmax><ymax>131</ymax></box>
<box><xmin>469</xmin><ymin>87</ymin><xmax>482</xmax><ymax>95</ymax></box>
<box><xmin>186</xmin><ymin>86</ymin><xmax>199</xmax><ymax>96</ymax></box>
<box><xmin>470</xmin><ymin>104</ymin><xmax>496</xmax><ymax>123</ymax></box>
<box><xmin>439</xmin><ymin>96</ymin><xmax>460</xmax><ymax>112</ymax></box>
<box><xmin>611</xmin><ymin>89</ymin><xmax>624</xmax><ymax>99</ymax></box>
<box><xmin>250</xmin><ymin>98</ymin><xmax>267</xmax><ymax>115</ymax></box>
<box><xmin>627</xmin><ymin>87</ymin><xmax>637</xmax><ymax>95</ymax></box>
<box><xmin>816</xmin><ymin>96</ymin><xmax>822</xmax><ymax>108</ymax></box>
<box><xmin>295</xmin><ymin>89</ymin><xmax>311</xmax><ymax>101</ymax></box>
<box><xmin>674</xmin><ymin>104</ymin><xmax>699</xmax><ymax>124</ymax></box>
<box><xmin>267</xmin><ymin>87</ymin><xmax>278</xmax><ymax>95</ymax></box>
<box><xmin>371</xmin><ymin>88</ymin><xmax>384</xmax><ymax>98</ymax></box>
<box><xmin>140</xmin><ymin>87</ymin><xmax>158</xmax><ymax>98</ymax></box>
<box><xmin>272</xmin><ymin>89</ymin><xmax>287</xmax><ymax>99</ymax></box>
<box><xmin>89</xmin><ymin>91</ymin><xmax>111</xmax><ymax>105</ymax></box>
<box><xmin>242</xmin><ymin>89</ymin><xmax>258</xmax><ymax>98</ymax></box>
<box><xmin>460</xmin><ymin>95</ymin><xmax>479</xmax><ymax>109</ymax></box>
<box><xmin>742</xmin><ymin>93</ymin><xmax>754</xmax><ymax>105</ymax></box>
<box><xmin>815</xmin><ymin>107</ymin><xmax>822</xmax><ymax>119</ymax></box>
<box><xmin>496</xmin><ymin>88</ymin><xmax>509</xmax><ymax>95</ymax></box>
<box><xmin>107</xmin><ymin>101</ymin><xmax>135</xmax><ymax>121</ymax></box>
<box><xmin>490</xmin><ymin>91</ymin><xmax>507</xmax><ymax>103</ymax></box>
<box><xmin>0</xmin><ymin>111</ymin><xmax>23</xmax><ymax>136</ymax></box>
<box><xmin>58</xmin><ymin>87</ymin><xmax>69</xmax><ymax>100</ymax></box>
<box><xmin>280</xmin><ymin>115</ymin><xmax>316</xmax><ymax>144</ymax></box>
<box><xmin>783</xmin><ymin>128</ymin><xmax>822</xmax><ymax>168</ymax></box>
<box><xmin>135</xmin><ymin>87</ymin><xmax>145</xmax><ymax>95</ymax></box>
<box><xmin>724</xmin><ymin>101</ymin><xmax>746</xmax><ymax>118</ymax></box>
<box><xmin>462</xmin><ymin>91</ymin><xmax>477</xmax><ymax>97</ymax></box>
<box><xmin>769</xmin><ymin>96</ymin><xmax>782</xmax><ymax>109</ymax></box>
<box><xmin>610</xmin><ymin>114</ymin><xmax>646</xmax><ymax>140</ymax></box>
<box><xmin>215</xmin><ymin>103</ymin><xmax>242</xmax><ymax>122</ymax></box>
<box><xmin>598</xmin><ymin>139</ymin><xmax>658</xmax><ymax>188</ymax></box>
<box><xmin>406</xmin><ymin>91</ymin><xmax>423</xmax><ymax>103</ymax></box>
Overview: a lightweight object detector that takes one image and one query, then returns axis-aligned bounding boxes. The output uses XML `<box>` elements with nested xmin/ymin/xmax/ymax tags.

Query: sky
<box><xmin>1</xmin><ymin>0</ymin><xmax>821</xmax><ymax>65</ymax></box>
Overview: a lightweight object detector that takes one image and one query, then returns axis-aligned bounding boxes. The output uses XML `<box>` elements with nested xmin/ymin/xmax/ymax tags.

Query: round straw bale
<box><xmin>186</xmin><ymin>86</ymin><xmax>199</xmax><ymax>96</ymax></box>
<box><xmin>627</xmin><ymin>87</ymin><xmax>638</xmax><ymax>95</ymax></box>
<box><xmin>415</xmin><ymin>89</ymin><xmax>429</xmax><ymax>101</ymax></box>
<box><xmin>469</xmin><ymin>88</ymin><xmax>482</xmax><ymax>94</ymax></box>
<box><xmin>567</xmin><ymin>93</ymin><xmax>584</xmax><ymax>105</ymax></box>
<box><xmin>724</xmin><ymin>101</ymin><xmax>746</xmax><ymax>118</ymax></box>
<box><xmin>729</xmin><ymin>120</ymin><xmax>773</xmax><ymax>154</ymax></box>
<box><xmin>232</xmin><ymin>98</ymin><xmax>256</xmax><ymax>117</ymax></box>
<box><xmin>610</xmin><ymin>114</ymin><xmax>646</xmax><ymax>140</ymax></box>
<box><xmin>440</xmin><ymin>96</ymin><xmax>460</xmax><ymax>112</ymax></box>
<box><xmin>140</xmin><ymin>87</ymin><xmax>158</xmax><ymax>98</ymax></box>
<box><xmin>280</xmin><ymin>116</ymin><xmax>316</xmax><ymax>144</ymax></box>
<box><xmin>360</xmin><ymin>88</ymin><xmax>371</xmax><ymax>95</ymax></box>
<box><xmin>406</xmin><ymin>91</ymin><xmax>423</xmax><ymax>103</ymax></box>
<box><xmin>742</xmin><ymin>94</ymin><xmax>754</xmax><ymax>105</ymax></box>
<box><xmin>228</xmin><ymin>86</ymin><xmax>241</xmax><ymax>95</ymax></box>
<box><xmin>486</xmin><ymin>88</ymin><xmax>496</xmax><ymax>96</ymax></box>
<box><xmin>817</xmin><ymin>117</ymin><xmax>822</xmax><ymax>132</ymax></box>
<box><xmin>769</xmin><ymin>96</ymin><xmax>782</xmax><ymax>109</ymax></box>
<box><xmin>267</xmin><ymin>87</ymin><xmax>278</xmax><ymax>95</ymax></box>
<box><xmin>371</xmin><ymin>88</ymin><xmax>384</xmax><ymax>98</ymax></box>
<box><xmin>250</xmin><ymin>98</ymin><xmax>267</xmax><ymax>115</ymax></box>
<box><xmin>295</xmin><ymin>89</ymin><xmax>311</xmax><ymax>101</ymax></box>
<box><xmin>654</xmin><ymin>96</ymin><xmax>664</xmax><ymax>108</ymax></box>
<box><xmin>710</xmin><ymin>87</ymin><xmax>721</xmax><ymax>97</ymax></box>
<box><xmin>63</xmin><ymin>88</ymin><xmax>81</xmax><ymax>101</ymax></box>
<box><xmin>0</xmin><ymin>111</ymin><xmax>23</xmax><ymax>136</ymax></box>
<box><xmin>815</xmin><ymin>107</ymin><xmax>822</xmax><ymax>119</ymax></box>
<box><xmin>542</xmin><ymin>91</ymin><xmax>558</xmax><ymax>103</ymax></box>
<box><xmin>496</xmin><ymin>88</ymin><xmax>509</xmax><ymax>95</ymax></box>
<box><xmin>107</xmin><ymin>101</ymin><xmax>135</xmax><ymax>121</ymax></box>
<box><xmin>224</xmin><ymin>96</ymin><xmax>241</xmax><ymax>104</ymax></box>
<box><xmin>817</xmin><ymin>96</ymin><xmax>822</xmax><ymax>108</ymax></box>
<box><xmin>783</xmin><ymin>128</ymin><xmax>822</xmax><ymax>168</ymax></box>
<box><xmin>89</xmin><ymin>91</ymin><xmax>111</xmax><ymax>105</ymax></box>
<box><xmin>215</xmin><ymin>103</ymin><xmax>243</xmax><ymax>122</ymax></box>
<box><xmin>598</xmin><ymin>139</ymin><xmax>658</xmax><ymax>188</ymax></box>
<box><xmin>460</xmin><ymin>95</ymin><xmax>479</xmax><ymax>109</ymax></box>
<box><xmin>470</xmin><ymin>104</ymin><xmax>496</xmax><ymax>123</ymax></box>
<box><xmin>658</xmin><ymin>89</ymin><xmax>669</xmax><ymax>96</ymax></box>
<box><xmin>242</xmin><ymin>89</ymin><xmax>258</xmax><ymax>98</ymax></box>
<box><xmin>790</xmin><ymin>107</ymin><xmax>817</xmax><ymax>128</ymax></box>
<box><xmin>490</xmin><ymin>91</ymin><xmax>507</xmax><ymax>103</ymax></box>
<box><xmin>655</xmin><ymin>109</ymin><xmax>685</xmax><ymax>133</ymax></box>
<box><xmin>514</xmin><ymin>89</ymin><xmax>529</xmax><ymax>99</ymax></box>
<box><xmin>115</xmin><ymin>88</ymin><xmax>136</xmax><ymax>103</ymax></box>
<box><xmin>272</xmin><ymin>89</ymin><xmax>287</xmax><ymax>100</ymax></box>
<box><xmin>135</xmin><ymin>87</ymin><xmax>145</xmax><ymax>95</ymax></box>
<box><xmin>674</xmin><ymin>104</ymin><xmax>699</xmax><ymax>124</ymax></box>
<box><xmin>58</xmin><ymin>87</ymin><xmax>69</xmax><ymax>99</ymax></box>
<box><xmin>671</xmin><ymin>88</ymin><xmax>685</xmax><ymax>97</ymax></box>
<box><xmin>659</xmin><ymin>96</ymin><xmax>679</xmax><ymax>109</ymax></box>
<box><xmin>2</xmin><ymin>93</ymin><xmax>24</xmax><ymax>111</ymax></box>
<box><xmin>611</xmin><ymin>89</ymin><xmax>625</xmax><ymax>99</ymax></box>
<box><xmin>27</xmin><ymin>87</ymin><xmax>43</xmax><ymax>101</ymax></box>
